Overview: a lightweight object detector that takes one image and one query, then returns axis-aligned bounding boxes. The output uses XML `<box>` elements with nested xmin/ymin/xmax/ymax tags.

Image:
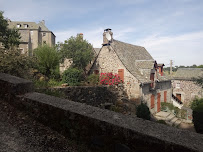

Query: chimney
<box><xmin>103</xmin><ymin>28</ymin><xmax>113</xmax><ymax>46</ymax></box>
<box><xmin>77</xmin><ymin>33</ymin><xmax>83</xmax><ymax>39</ymax></box>
<box><xmin>42</xmin><ymin>20</ymin><xmax>45</xmax><ymax>24</ymax></box>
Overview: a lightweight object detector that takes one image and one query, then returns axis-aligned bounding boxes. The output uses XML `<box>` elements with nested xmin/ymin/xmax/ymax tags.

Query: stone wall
<box><xmin>172</xmin><ymin>80</ymin><xmax>203</xmax><ymax>106</ymax></box>
<box><xmin>94</xmin><ymin>45</ymin><xmax>140</xmax><ymax>99</ymax></box>
<box><xmin>0</xmin><ymin>73</ymin><xmax>203</xmax><ymax>152</ymax></box>
<box><xmin>142</xmin><ymin>81</ymin><xmax>172</xmax><ymax>114</ymax></box>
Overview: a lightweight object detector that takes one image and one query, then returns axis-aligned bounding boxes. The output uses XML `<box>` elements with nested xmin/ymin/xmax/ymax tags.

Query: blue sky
<box><xmin>1</xmin><ymin>0</ymin><xmax>203</xmax><ymax>66</ymax></box>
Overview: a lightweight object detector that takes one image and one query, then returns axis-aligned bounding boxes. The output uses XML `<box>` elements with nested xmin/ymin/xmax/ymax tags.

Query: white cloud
<box><xmin>135</xmin><ymin>31</ymin><xmax>203</xmax><ymax>66</ymax></box>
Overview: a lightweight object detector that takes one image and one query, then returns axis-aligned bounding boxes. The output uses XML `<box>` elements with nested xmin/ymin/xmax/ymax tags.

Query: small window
<box><xmin>43</xmin><ymin>41</ymin><xmax>46</xmax><ymax>44</ymax></box>
<box><xmin>43</xmin><ymin>33</ymin><xmax>46</xmax><ymax>36</ymax></box>
<box><xmin>17</xmin><ymin>24</ymin><xmax>21</xmax><ymax>28</ymax></box>
<box><xmin>176</xmin><ymin>82</ymin><xmax>180</xmax><ymax>88</ymax></box>
<box><xmin>24</xmin><ymin>24</ymin><xmax>28</xmax><ymax>28</ymax></box>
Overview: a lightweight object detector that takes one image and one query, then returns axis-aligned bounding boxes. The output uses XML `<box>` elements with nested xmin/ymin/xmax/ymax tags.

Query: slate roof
<box><xmin>8</xmin><ymin>21</ymin><xmax>51</xmax><ymax>32</ymax></box>
<box><xmin>8</xmin><ymin>21</ymin><xmax>39</xmax><ymax>30</ymax></box>
<box><xmin>173</xmin><ymin>68</ymin><xmax>203</xmax><ymax>80</ymax></box>
<box><xmin>38</xmin><ymin>21</ymin><xmax>50</xmax><ymax>31</ymax></box>
<box><xmin>110</xmin><ymin>40</ymin><xmax>169</xmax><ymax>83</ymax></box>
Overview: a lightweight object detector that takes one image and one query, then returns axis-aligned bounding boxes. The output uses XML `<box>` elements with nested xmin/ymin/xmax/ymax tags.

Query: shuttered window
<box><xmin>118</xmin><ymin>69</ymin><xmax>124</xmax><ymax>82</ymax></box>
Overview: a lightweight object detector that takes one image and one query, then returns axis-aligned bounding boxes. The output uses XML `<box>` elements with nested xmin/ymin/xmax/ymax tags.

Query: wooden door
<box><xmin>176</xmin><ymin>94</ymin><xmax>181</xmax><ymax>101</ymax></box>
<box><xmin>157</xmin><ymin>93</ymin><xmax>161</xmax><ymax>112</ymax></box>
<box><xmin>151</xmin><ymin>95</ymin><xmax>155</xmax><ymax>109</ymax></box>
<box><xmin>164</xmin><ymin>91</ymin><xmax>167</xmax><ymax>102</ymax></box>
<box><xmin>118</xmin><ymin>69</ymin><xmax>124</xmax><ymax>82</ymax></box>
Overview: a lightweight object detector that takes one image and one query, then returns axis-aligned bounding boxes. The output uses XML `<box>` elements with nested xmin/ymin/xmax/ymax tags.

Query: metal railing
<box><xmin>172</xmin><ymin>94</ymin><xmax>183</xmax><ymax>105</ymax></box>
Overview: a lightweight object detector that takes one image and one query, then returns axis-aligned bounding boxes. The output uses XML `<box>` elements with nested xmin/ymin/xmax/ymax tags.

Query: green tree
<box><xmin>59</xmin><ymin>35</ymin><xmax>94</xmax><ymax>73</ymax></box>
<box><xmin>193</xmin><ymin>103</ymin><xmax>203</xmax><ymax>134</ymax></box>
<box><xmin>191</xmin><ymin>98</ymin><xmax>203</xmax><ymax>110</ymax></box>
<box><xmin>34</xmin><ymin>45</ymin><xmax>60</xmax><ymax>78</ymax></box>
<box><xmin>0</xmin><ymin>11</ymin><xmax>20</xmax><ymax>49</ymax></box>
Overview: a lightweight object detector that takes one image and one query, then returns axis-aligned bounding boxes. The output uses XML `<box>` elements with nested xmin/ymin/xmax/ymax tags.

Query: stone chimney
<box><xmin>103</xmin><ymin>28</ymin><xmax>113</xmax><ymax>45</ymax></box>
<box><xmin>77</xmin><ymin>33</ymin><xmax>83</xmax><ymax>39</ymax></box>
<box><xmin>42</xmin><ymin>20</ymin><xmax>45</xmax><ymax>24</ymax></box>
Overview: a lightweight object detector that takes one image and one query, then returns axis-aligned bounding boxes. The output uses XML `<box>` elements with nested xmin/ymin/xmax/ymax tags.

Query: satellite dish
<box><xmin>105</xmin><ymin>32</ymin><xmax>111</xmax><ymax>41</ymax></box>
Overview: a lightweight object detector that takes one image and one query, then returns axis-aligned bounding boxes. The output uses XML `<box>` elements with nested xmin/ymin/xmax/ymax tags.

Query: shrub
<box><xmin>100</xmin><ymin>72</ymin><xmax>122</xmax><ymax>85</ymax></box>
<box><xmin>190</xmin><ymin>98</ymin><xmax>203</xmax><ymax>110</ymax></box>
<box><xmin>86</xmin><ymin>74</ymin><xmax>99</xmax><ymax>85</ymax></box>
<box><xmin>193</xmin><ymin>103</ymin><xmax>203</xmax><ymax>134</ymax></box>
<box><xmin>62</xmin><ymin>68</ymin><xmax>82</xmax><ymax>86</ymax></box>
<box><xmin>136</xmin><ymin>103</ymin><xmax>150</xmax><ymax>120</ymax></box>
<box><xmin>0</xmin><ymin>48</ymin><xmax>34</xmax><ymax>79</ymax></box>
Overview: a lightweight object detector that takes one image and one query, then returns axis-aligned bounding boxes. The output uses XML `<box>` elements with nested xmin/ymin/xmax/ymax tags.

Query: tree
<box><xmin>59</xmin><ymin>36</ymin><xmax>94</xmax><ymax>73</ymax></box>
<box><xmin>193</xmin><ymin>103</ymin><xmax>203</xmax><ymax>134</ymax></box>
<box><xmin>0</xmin><ymin>11</ymin><xmax>21</xmax><ymax>49</ymax></box>
<box><xmin>34</xmin><ymin>45</ymin><xmax>60</xmax><ymax>78</ymax></box>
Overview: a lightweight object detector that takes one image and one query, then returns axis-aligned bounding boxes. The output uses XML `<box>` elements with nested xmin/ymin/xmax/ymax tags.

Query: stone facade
<box><xmin>91</xmin><ymin>29</ymin><xmax>171</xmax><ymax>114</ymax></box>
<box><xmin>7</xmin><ymin>20</ymin><xmax>55</xmax><ymax>55</ymax></box>
<box><xmin>172</xmin><ymin>80</ymin><xmax>203</xmax><ymax>106</ymax></box>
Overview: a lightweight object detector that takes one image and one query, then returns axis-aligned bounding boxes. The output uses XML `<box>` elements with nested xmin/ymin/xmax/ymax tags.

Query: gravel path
<box><xmin>0</xmin><ymin>100</ymin><xmax>90</xmax><ymax>152</ymax></box>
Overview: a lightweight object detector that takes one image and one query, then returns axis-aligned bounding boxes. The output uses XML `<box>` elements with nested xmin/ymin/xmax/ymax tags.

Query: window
<box><xmin>24</xmin><ymin>24</ymin><xmax>28</xmax><ymax>28</ymax></box>
<box><xmin>176</xmin><ymin>82</ymin><xmax>180</xmax><ymax>88</ymax></box>
<box><xmin>17</xmin><ymin>24</ymin><xmax>21</xmax><ymax>28</ymax></box>
<box><xmin>43</xmin><ymin>33</ymin><xmax>46</xmax><ymax>36</ymax></box>
<box><xmin>43</xmin><ymin>41</ymin><xmax>46</xmax><ymax>44</ymax></box>
<box><xmin>151</xmin><ymin>95</ymin><xmax>155</xmax><ymax>109</ymax></box>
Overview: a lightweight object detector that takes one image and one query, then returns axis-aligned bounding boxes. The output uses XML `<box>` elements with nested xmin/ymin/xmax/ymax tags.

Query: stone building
<box><xmin>91</xmin><ymin>29</ymin><xmax>172</xmax><ymax>114</ymax></box>
<box><xmin>172</xmin><ymin>68</ymin><xmax>203</xmax><ymax>107</ymax></box>
<box><xmin>3</xmin><ymin>20</ymin><xmax>55</xmax><ymax>55</ymax></box>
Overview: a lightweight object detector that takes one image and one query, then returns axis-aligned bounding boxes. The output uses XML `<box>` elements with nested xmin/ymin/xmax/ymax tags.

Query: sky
<box><xmin>1</xmin><ymin>0</ymin><xmax>203</xmax><ymax>66</ymax></box>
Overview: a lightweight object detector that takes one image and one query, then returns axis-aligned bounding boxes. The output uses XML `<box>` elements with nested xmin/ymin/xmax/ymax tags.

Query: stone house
<box><xmin>172</xmin><ymin>68</ymin><xmax>203</xmax><ymax>107</ymax></box>
<box><xmin>1</xmin><ymin>20</ymin><xmax>55</xmax><ymax>55</ymax></box>
<box><xmin>91</xmin><ymin>29</ymin><xmax>172</xmax><ymax>114</ymax></box>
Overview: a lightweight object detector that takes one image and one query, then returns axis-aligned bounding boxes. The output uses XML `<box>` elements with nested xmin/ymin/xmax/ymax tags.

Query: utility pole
<box><xmin>170</xmin><ymin>60</ymin><xmax>173</xmax><ymax>75</ymax></box>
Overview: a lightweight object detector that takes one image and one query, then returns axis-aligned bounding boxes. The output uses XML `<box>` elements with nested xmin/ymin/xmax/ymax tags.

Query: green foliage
<box><xmin>86</xmin><ymin>74</ymin><xmax>99</xmax><ymax>85</ymax></box>
<box><xmin>193</xmin><ymin>103</ymin><xmax>203</xmax><ymax>134</ymax></box>
<box><xmin>34</xmin><ymin>45</ymin><xmax>60</xmax><ymax>78</ymax></box>
<box><xmin>136</xmin><ymin>103</ymin><xmax>150</xmax><ymax>120</ymax></box>
<box><xmin>190</xmin><ymin>98</ymin><xmax>203</xmax><ymax>110</ymax></box>
<box><xmin>161</xmin><ymin>102</ymin><xmax>174</xmax><ymax>111</ymax></box>
<box><xmin>33</xmin><ymin>79</ymin><xmax>63</xmax><ymax>89</ymax></box>
<box><xmin>0</xmin><ymin>48</ymin><xmax>34</xmax><ymax>78</ymax></box>
<box><xmin>0</xmin><ymin>11</ymin><xmax>20</xmax><ymax>49</ymax></box>
<box><xmin>59</xmin><ymin>36</ymin><xmax>94</xmax><ymax>72</ymax></box>
<box><xmin>62</xmin><ymin>68</ymin><xmax>82</xmax><ymax>86</ymax></box>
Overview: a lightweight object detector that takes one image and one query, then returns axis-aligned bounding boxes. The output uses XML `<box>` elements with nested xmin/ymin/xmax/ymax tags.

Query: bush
<box><xmin>87</xmin><ymin>74</ymin><xmax>99</xmax><ymax>85</ymax></box>
<box><xmin>193</xmin><ymin>103</ymin><xmax>203</xmax><ymax>134</ymax></box>
<box><xmin>136</xmin><ymin>103</ymin><xmax>150</xmax><ymax>120</ymax></box>
<box><xmin>190</xmin><ymin>98</ymin><xmax>203</xmax><ymax>110</ymax></box>
<box><xmin>62</xmin><ymin>68</ymin><xmax>82</xmax><ymax>86</ymax></box>
<box><xmin>0</xmin><ymin>48</ymin><xmax>34</xmax><ymax>79</ymax></box>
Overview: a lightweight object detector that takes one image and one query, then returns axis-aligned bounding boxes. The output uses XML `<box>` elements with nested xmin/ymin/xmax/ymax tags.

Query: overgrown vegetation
<box><xmin>190</xmin><ymin>98</ymin><xmax>203</xmax><ymax>110</ymax></box>
<box><xmin>86</xmin><ymin>74</ymin><xmax>99</xmax><ymax>85</ymax></box>
<box><xmin>136</xmin><ymin>103</ymin><xmax>150</xmax><ymax>120</ymax></box>
<box><xmin>192</xmin><ymin>103</ymin><xmax>203</xmax><ymax>134</ymax></box>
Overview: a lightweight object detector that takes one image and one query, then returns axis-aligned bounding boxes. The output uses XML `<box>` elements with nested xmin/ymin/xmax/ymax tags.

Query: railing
<box><xmin>172</xmin><ymin>94</ymin><xmax>183</xmax><ymax>104</ymax></box>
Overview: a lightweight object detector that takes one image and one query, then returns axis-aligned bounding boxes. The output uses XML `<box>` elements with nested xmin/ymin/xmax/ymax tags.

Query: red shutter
<box><xmin>151</xmin><ymin>95</ymin><xmax>155</xmax><ymax>109</ymax></box>
<box><xmin>164</xmin><ymin>91</ymin><xmax>167</xmax><ymax>102</ymax></box>
<box><xmin>157</xmin><ymin>93</ymin><xmax>161</xmax><ymax>112</ymax></box>
<box><xmin>118</xmin><ymin>69</ymin><xmax>124</xmax><ymax>82</ymax></box>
